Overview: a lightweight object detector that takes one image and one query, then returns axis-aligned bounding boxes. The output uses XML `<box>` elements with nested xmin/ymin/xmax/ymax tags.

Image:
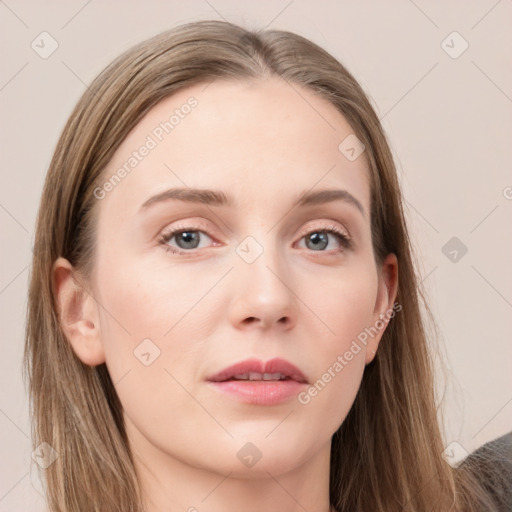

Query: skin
<box><xmin>54</xmin><ymin>77</ymin><xmax>398</xmax><ymax>512</ymax></box>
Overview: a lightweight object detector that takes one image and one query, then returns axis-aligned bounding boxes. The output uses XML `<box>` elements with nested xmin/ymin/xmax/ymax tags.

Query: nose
<box><xmin>228</xmin><ymin>238</ymin><xmax>299</xmax><ymax>332</ymax></box>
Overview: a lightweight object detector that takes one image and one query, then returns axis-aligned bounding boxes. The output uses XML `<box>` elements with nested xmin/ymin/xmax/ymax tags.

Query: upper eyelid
<box><xmin>160</xmin><ymin>221</ymin><xmax>213</xmax><ymax>239</ymax></box>
<box><xmin>297</xmin><ymin>222</ymin><xmax>350</xmax><ymax>238</ymax></box>
<box><xmin>159</xmin><ymin>220</ymin><xmax>351</xmax><ymax>246</ymax></box>
<box><xmin>160</xmin><ymin>219</ymin><xmax>349</xmax><ymax>235</ymax></box>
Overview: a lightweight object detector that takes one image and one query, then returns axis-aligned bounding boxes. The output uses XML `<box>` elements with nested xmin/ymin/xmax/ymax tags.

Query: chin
<box><xmin>223</xmin><ymin>454</ymin><xmax>306</xmax><ymax>480</ymax></box>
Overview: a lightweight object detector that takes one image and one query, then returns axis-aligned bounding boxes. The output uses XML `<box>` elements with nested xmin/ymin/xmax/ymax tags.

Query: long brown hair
<box><xmin>24</xmin><ymin>19</ymin><xmax>502</xmax><ymax>512</ymax></box>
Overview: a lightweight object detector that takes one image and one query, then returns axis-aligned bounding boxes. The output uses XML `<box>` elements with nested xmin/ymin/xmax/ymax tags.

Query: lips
<box><xmin>206</xmin><ymin>357</ymin><xmax>308</xmax><ymax>406</ymax></box>
<box><xmin>207</xmin><ymin>357</ymin><xmax>308</xmax><ymax>384</ymax></box>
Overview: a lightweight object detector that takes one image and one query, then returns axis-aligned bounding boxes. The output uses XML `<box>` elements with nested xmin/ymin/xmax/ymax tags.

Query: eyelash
<box><xmin>157</xmin><ymin>223</ymin><xmax>352</xmax><ymax>256</ymax></box>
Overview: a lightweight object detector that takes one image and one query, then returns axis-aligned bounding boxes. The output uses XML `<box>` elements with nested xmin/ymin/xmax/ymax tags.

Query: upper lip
<box><xmin>207</xmin><ymin>357</ymin><xmax>308</xmax><ymax>384</ymax></box>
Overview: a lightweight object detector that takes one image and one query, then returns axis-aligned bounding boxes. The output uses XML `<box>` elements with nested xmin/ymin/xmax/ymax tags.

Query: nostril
<box><xmin>241</xmin><ymin>316</ymin><xmax>290</xmax><ymax>327</ymax></box>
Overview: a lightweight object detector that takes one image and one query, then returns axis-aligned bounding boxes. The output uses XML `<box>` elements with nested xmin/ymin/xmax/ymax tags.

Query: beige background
<box><xmin>1</xmin><ymin>1</ymin><xmax>511</xmax><ymax>510</ymax></box>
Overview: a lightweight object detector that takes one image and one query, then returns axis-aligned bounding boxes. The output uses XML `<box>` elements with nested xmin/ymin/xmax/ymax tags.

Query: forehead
<box><xmin>98</xmin><ymin>77</ymin><xmax>371</xmax><ymax>216</ymax></box>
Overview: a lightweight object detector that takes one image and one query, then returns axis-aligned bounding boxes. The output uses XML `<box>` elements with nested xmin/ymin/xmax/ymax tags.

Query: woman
<box><xmin>24</xmin><ymin>20</ymin><xmax>509</xmax><ymax>512</ymax></box>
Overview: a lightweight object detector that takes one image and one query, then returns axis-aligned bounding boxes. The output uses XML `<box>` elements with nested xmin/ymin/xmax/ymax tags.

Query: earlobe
<box><xmin>53</xmin><ymin>257</ymin><xmax>105</xmax><ymax>366</ymax></box>
<box><xmin>365</xmin><ymin>253</ymin><xmax>399</xmax><ymax>365</ymax></box>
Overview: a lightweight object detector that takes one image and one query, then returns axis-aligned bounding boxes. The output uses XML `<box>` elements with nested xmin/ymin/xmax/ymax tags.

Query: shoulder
<box><xmin>464</xmin><ymin>430</ymin><xmax>512</xmax><ymax>466</ymax></box>
<box><xmin>459</xmin><ymin>431</ymin><xmax>512</xmax><ymax>511</ymax></box>
<box><xmin>468</xmin><ymin>430</ymin><xmax>512</xmax><ymax>457</ymax></box>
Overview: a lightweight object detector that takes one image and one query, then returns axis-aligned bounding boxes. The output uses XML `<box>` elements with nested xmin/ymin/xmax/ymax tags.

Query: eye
<box><xmin>296</xmin><ymin>225</ymin><xmax>352</xmax><ymax>253</ymax></box>
<box><xmin>157</xmin><ymin>222</ymin><xmax>352</xmax><ymax>256</ymax></box>
<box><xmin>158</xmin><ymin>225</ymin><xmax>216</xmax><ymax>255</ymax></box>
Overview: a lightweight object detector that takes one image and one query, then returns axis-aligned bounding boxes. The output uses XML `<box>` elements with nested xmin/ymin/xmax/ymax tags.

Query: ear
<box><xmin>52</xmin><ymin>257</ymin><xmax>105</xmax><ymax>366</ymax></box>
<box><xmin>365</xmin><ymin>253</ymin><xmax>399</xmax><ymax>365</ymax></box>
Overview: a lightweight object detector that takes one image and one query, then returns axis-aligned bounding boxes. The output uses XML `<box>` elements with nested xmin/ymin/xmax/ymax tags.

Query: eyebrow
<box><xmin>140</xmin><ymin>187</ymin><xmax>366</xmax><ymax>217</ymax></box>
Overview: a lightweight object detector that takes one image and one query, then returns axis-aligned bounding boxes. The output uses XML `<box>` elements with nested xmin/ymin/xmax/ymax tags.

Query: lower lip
<box><xmin>207</xmin><ymin>379</ymin><xmax>306</xmax><ymax>405</ymax></box>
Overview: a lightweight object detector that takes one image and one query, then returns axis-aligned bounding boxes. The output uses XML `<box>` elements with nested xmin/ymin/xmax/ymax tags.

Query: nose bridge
<box><xmin>229</xmin><ymin>229</ymin><xmax>298</xmax><ymax>329</ymax></box>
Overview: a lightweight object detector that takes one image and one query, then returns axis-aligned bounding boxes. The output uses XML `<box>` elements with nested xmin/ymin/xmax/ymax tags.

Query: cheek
<box><xmin>295</xmin><ymin>263</ymin><xmax>377</xmax><ymax>420</ymax></box>
<box><xmin>92</xmin><ymin>250</ymin><xmax>179</xmax><ymax>376</ymax></box>
<box><xmin>305</xmin><ymin>261</ymin><xmax>378</xmax><ymax>344</ymax></box>
<box><xmin>93</xmin><ymin>249</ymin><xmax>223</xmax><ymax>385</ymax></box>
<box><xmin>92</xmin><ymin>254</ymin><xmax>207</xmax><ymax>432</ymax></box>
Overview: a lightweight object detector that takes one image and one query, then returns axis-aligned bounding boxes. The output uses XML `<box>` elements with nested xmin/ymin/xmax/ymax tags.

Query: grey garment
<box><xmin>458</xmin><ymin>431</ymin><xmax>512</xmax><ymax>511</ymax></box>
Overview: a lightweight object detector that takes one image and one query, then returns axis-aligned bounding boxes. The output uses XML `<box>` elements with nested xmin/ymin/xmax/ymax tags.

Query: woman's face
<box><xmin>62</xmin><ymin>77</ymin><xmax>397</xmax><ymax>477</ymax></box>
